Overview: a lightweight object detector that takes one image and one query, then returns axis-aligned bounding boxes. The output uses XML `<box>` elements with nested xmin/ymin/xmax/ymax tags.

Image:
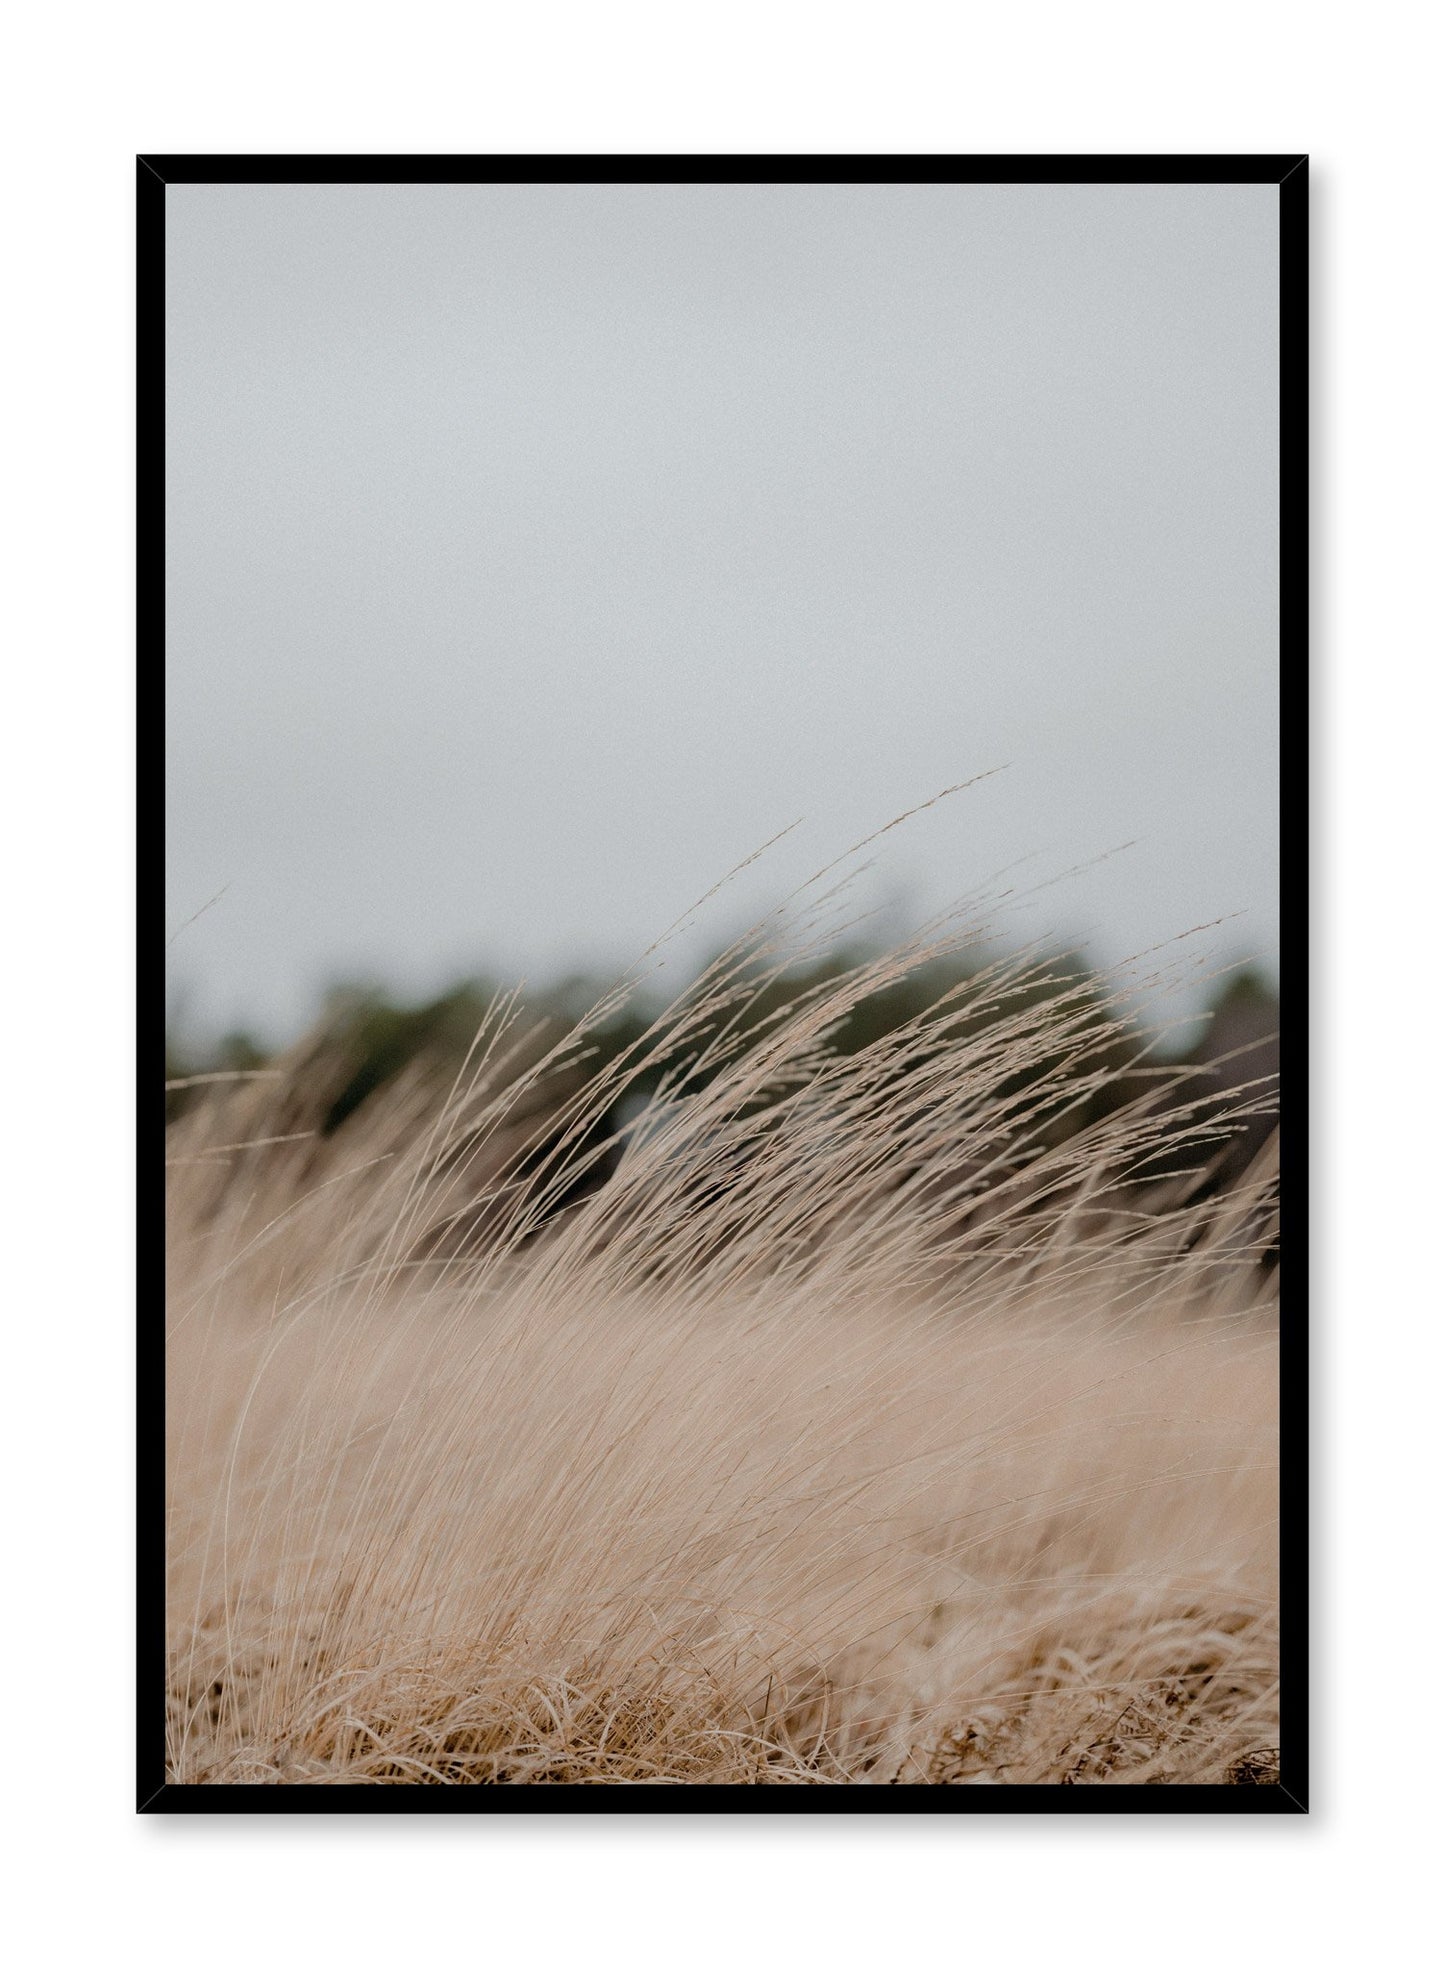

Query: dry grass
<box><xmin>165</xmin><ymin>873</ymin><xmax>1278</xmax><ymax>1787</ymax></box>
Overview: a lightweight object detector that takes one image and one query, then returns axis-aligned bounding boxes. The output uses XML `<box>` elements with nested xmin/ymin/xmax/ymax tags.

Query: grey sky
<box><xmin>165</xmin><ymin>180</ymin><xmax>1279</xmax><ymax>1046</ymax></box>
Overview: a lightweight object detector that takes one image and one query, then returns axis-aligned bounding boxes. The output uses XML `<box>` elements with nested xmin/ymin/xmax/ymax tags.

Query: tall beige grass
<box><xmin>165</xmin><ymin>864</ymin><xmax>1279</xmax><ymax>1785</ymax></box>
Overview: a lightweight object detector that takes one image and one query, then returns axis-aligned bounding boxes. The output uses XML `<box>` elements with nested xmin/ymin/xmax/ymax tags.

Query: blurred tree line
<box><xmin>166</xmin><ymin>945</ymin><xmax>1278</xmax><ymax>1202</ymax></box>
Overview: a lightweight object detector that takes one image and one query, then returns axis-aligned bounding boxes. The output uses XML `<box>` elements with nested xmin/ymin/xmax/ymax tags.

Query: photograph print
<box><xmin>151</xmin><ymin>156</ymin><xmax>1302</xmax><ymax>1807</ymax></box>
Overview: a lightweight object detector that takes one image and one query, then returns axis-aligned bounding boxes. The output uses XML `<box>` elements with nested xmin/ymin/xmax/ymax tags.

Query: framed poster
<box><xmin>148</xmin><ymin>155</ymin><xmax>1303</xmax><ymax>1810</ymax></box>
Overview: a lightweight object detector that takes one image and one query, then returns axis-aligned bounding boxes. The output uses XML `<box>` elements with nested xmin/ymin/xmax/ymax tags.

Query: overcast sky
<box><xmin>165</xmin><ymin>180</ymin><xmax>1279</xmax><ymax>1047</ymax></box>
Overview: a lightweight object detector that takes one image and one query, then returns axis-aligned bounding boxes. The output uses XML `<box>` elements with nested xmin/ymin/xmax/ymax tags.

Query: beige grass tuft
<box><xmin>166</xmin><ymin>874</ymin><xmax>1278</xmax><ymax>1786</ymax></box>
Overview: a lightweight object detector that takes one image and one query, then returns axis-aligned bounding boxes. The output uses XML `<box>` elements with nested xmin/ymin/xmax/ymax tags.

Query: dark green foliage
<box><xmin>317</xmin><ymin>981</ymin><xmax>499</xmax><ymax>1133</ymax></box>
<box><xmin>165</xmin><ymin>949</ymin><xmax>1277</xmax><ymax>1195</ymax></box>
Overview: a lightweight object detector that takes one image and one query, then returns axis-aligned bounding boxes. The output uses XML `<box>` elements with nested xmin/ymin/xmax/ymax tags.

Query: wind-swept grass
<box><xmin>165</xmin><ymin>857</ymin><xmax>1278</xmax><ymax>1786</ymax></box>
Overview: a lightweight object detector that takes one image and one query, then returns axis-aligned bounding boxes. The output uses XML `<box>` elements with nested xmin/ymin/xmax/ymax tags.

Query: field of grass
<box><xmin>165</xmin><ymin>880</ymin><xmax>1279</xmax><ymax>1787</ymax></box>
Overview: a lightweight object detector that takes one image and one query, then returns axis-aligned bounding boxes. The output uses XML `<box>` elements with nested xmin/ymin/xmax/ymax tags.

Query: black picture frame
<box><xmin>143</xmin><ymin>153</ymin><xmax>1306</xmax><ymax>1814</ymax></box>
